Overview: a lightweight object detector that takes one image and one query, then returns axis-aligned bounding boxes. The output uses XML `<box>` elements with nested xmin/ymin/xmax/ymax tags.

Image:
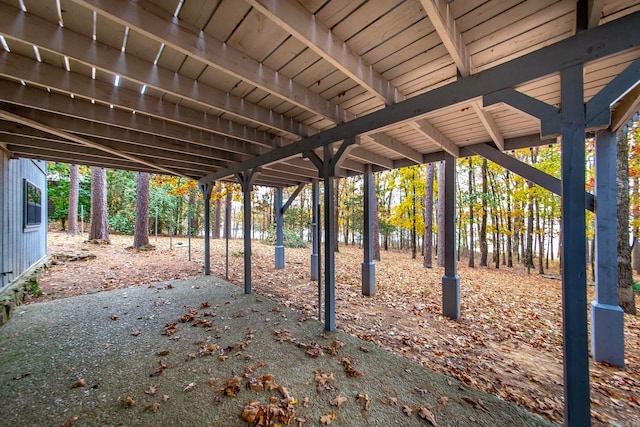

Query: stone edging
<box><xmin>0</xmin><ymin>256</ymin><xmax>52</xmax><ymax>326</ymax></box>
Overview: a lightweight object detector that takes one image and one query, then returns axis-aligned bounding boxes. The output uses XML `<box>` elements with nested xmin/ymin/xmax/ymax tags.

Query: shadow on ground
<box><xmin>0</xmin><ymin>276</ymin><xmax>555</xmax><ymax>426</ymax></box>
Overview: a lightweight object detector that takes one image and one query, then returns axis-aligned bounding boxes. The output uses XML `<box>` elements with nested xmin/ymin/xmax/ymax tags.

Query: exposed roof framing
<box><xmin>0</xmin><ymin>0</ymin><xmax>638</xmax><ymax>188</ymax></box>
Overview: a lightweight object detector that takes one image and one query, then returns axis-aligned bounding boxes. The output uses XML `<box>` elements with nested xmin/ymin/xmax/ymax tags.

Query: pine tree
<box><xmin>89</xmin><ymin>166</ymin><xmax>109</xmax><ymax>241</ymax></box>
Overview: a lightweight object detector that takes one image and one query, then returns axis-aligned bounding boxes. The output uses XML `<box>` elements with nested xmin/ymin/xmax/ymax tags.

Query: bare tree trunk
<box><xmin>67</xmin><ymin>164</ymin><xmax>79</xmax><ymax>234</ymax></box>
<box><xmin>536</xmin><ymin>199</ymin><xmax>544</xmax><ymax>274</ymax></box>
<box><xmin>89</xmin><ymin>166</ymin><xmax>109</xmax><ymax>241</ymax></box>
<box><xmin>133</xmin><ymin>172</ymin><xmax>150</xmax><ymax>248</ymax></box>
<box><xmin>479</xmin><ymin>158</ymin><xmax>488</xmax><ymax>267</ymax></box>
<box><xmin>225</xmin><ymin>190</ymin><xmax>232</xmax><ymax>238</ymax></box>
<box><xmin>213</xmin><ymin>197</ymin><xmax>221</xmax><ymax>239</ymax></box>
<box><xmin>468</xmin><ymin>158</ymin><xmax>475</xmax><ymax>268</ymax></box>
<box><xmin>617</xmin><ymin>130</ymin><xmax>637</xmax><ymax>314</ymax></box>
<box><xmin>505</xmin><ymin>171</ymin><xmax>514</xmax><ymax>267</ymax></box>
<box><xmin>437</xmin><ymin>162</ymin><xmax>446</xmax><ymax>267</ymax></box>
<box><xmin>424</xmin><ymin>163</ymin><xmax>434</xmax><ymax>268</ymax></box>
<box><xmin>411</xmin><ymin>168</ymin><xmax>417</xmax><ymax>259</ymax></box>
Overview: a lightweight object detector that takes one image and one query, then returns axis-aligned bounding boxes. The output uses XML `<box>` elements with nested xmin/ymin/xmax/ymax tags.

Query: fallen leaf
<box><xmin>358</xmin><ymin>346</ymin><xmax>370</xmax><ymax>353</ymax></box>
<box><xmin>331</xmin><ymin>395</ymin><xmax>347</xmax><ymax>407</ymax></box>
<box><xmin>157</xmin><ymin>349</ymin><xmax>170</xmax><ymax>356</ymax></box>
<box><xmin>403</xmin><ymin>405</ymin><xmax>413</xmax><ymax>416</ymax></box>
<box><xmin>200</xmin><ymin>301</ymin><xmax>211</xmax><ymax>308</ymax></box>
<box><xmin>132</xmin><ymin>330</ymin><xmax>141</xmax><ymax>336</ymax></box>
<box><xmin>319</xmin><ymin>413</ymin><xmax>336</xmax><ymax>425</ymax></box>
<box><xmin>70</xmin><ymin>378</ymin><xmax>86</xmax><ymax>388</ymax></box>
<box><xmin>150</xmin><ymin>369</ymin><xmax>163</xmax><ymax>377</ymax></box>
<box><xmin>122</xmin><ymin>396</ymin><xmax>135</xmax><ymax>407</ymax></box>
<box><xmin>417</xmin><ymin>407</ymin><xmax>438</xmax><ymax>426</ymax></box>
<box><xmin>183</xmin><ymin>382</ymin><xmax>196</xmax><ymax>392</ymax></box>
<box><xmin>438</xmin><ymin>396</ymin><xmax>449</xmax><ymax>406</ymax></box>
<box><xmin>302</xmin><ymin>397</ymin><xmax>309</xmax><ymax>408</ymax></box>
<box><xmin>145</xmin><ymin>385</ymin><xmax>158</xmax><ymax>396</ymax></box>
<box><xmin>148</xmin><ymin>403</ymin><xmax>160</xmax><ymax>413</ymax></box>
<box><xmin>110</xmin><ymin>315</ymin><xmax>119</xmax><ymax>321</ymax></box>
<box><xmin>103</xmin><ymin>343</ymin><xmax>112</xmax><ymax>349</ymax></box>
<box><xmin>340</xmin><ymin>358</ymin><xmax>361</xmax><ymax>377</ymax></box>
<box><xmin>356</xmin><ymin>393</ymin><xmax>371</xmax><ymax>411</ymax></box>
<box><xmin>242</xmin><ymin>401</ymin><xmax>261</xmax><ymax>424</ymax></box>
<box><xmin>158</xmin><ymin>360</ymin><xmax>167</xmax><ymax>369</ymax></box>
<box><xmin>63</xmin><ymin>416</ymin><xmax>78</xmax><ymax>426</ymax></box>
<box><xmin>388</xmin><ymin>397</ymin><xmax>398</xmax><ymax>406</ymax></box>
<box><xmin>162</xmin><ymin>394</ymin><xmax>170</xmax><ymax>402</ymax></box>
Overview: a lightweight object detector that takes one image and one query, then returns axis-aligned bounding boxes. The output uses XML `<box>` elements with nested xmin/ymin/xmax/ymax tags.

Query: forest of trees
<box><xmin>47</xmin><ymin>127</ymin><xmax>640</xmax><ymax>313</ymax></box>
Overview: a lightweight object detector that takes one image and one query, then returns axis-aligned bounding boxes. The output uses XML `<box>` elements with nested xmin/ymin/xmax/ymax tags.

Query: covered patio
<box><xmin>1</xmin><ymin>1</ymin><xmax>640</xmax><ymax>425</ymax></box>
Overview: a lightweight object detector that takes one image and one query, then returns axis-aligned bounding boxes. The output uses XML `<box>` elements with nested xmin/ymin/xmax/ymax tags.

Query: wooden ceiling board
<box><xmin>393</xmin><ymin>54</ymin><xmax>453</xmax><ymax>89</ymax></box>
<box><xmin>177</xmin><ymin>0</ymin><xmax>221</xmax><ymax>31</ymax></box>
<box><xmin>124</xmin><ymin>30</ymin><xmax>164</xmax><ymax>64</ymax></box>
<box><xmin>96</xmin><ymin>14</ymin><xmax>126</xmax><ymax>52</ymax></box>
<box><xmin>449</xmin><ymin>0</ymin><xmax>491</xmax><ymax>20</ymax></box>
<box><xmin>292</xmin><ymin>57</ymin><xmax>339</xmax><ymax>89</ymax></box>
<box><xmin>69</xmin><ymin>60</ymin><xmax>92</xmax><ymax>80</ymax></box>
<box><xmin>331</xmin><ymin>0</ymin><xmax>401</xmax><ymax>43</ymax></box>
<box><xmin>362</xmin><ymin>20</ymin><xmax>433</xmax><ymax>68</ymax></box>
<box><xmin>176</xmin><ymin>55</ymin><xmax>207</xmax><ymax>80</ymax></box>
<box><xmin>298</xmin><ymin>0</ymin><xmax>329</xmax><ymax>15</ymax></box>
<box><xmin>3</xmin><ymin>37</ymin><xmax>33</xmax><ymax>59</ymax></box>
<box><xmin>59</xmin><ymin>0</ymin><xmax>93</xmax><ymax>39</ymax></box>
<box><xmin>308</xmin><ymin>70</ymin><xmax>347</xmax><ymax>96</ymax></box>
<box><xmin>277</xmin><ymin>48</ymin><xmax>322</xmax><ymax>81</ymax></box>
<box><xmin>197</xmin><ymin>66</ymin><xmax>241</xmax><ymax>93</ymax></box>
<box><xmin>203</xmin><ymin>0</ymin><xmax>251</xmax><ymax>43</ymax></box>
<box><xmin>156</xmin><ymin>45</ymin><xmax>187</xmax><ymax>73</ymax></box>
<box><xmin>227</xmin><ymin>8</ymin><xmax>290</xmax><ymax>63</ymax></box>
<box><xmin>326</xmin><ymin>84</ymin><xmax>367</xmax><ymax>108</ymax></box>
<box><xmin>380</xmin><ymin>41</ymin><xmax>450</xmax><ymax>82</ymax></box>
<box><xmin>472</xmin><ymin>13</ymin><xmax>574</xmax><ymax>71</ymax></box>
<box><xmin>228</xmin><ymin>80</ymin><xmax>258</xmax><ymax>100</ymax></box>
<box><xmin>313</xmin><ymin>0</ymin><xmax>364</xmax><ymax>29</ymax></box>
<box><xmin>346</xmin><ymin>1</ymin><xmax>425</xmax><ymax>56</ymax></box>
<box><xmin>400</xmin><ymin>72</ymin><xmax>458</xmax><ymax>99</ymax></box>
<box><xmin>21</xmin><ymin>0</ymin><xmax>57</xmax><ymax>22</ymax></box>
<box><xmin>350</xmin><ymin>101</ymin><xmax>384</xmax><ymax>118</ymax></box>
<box><xmin>261</xmin><ymin>36</ymin><xmax>306</xmax><ymax>72</ymax></box>
<box><xmin>256</xmin><ymin>92</ymin><xmax>289</xmax><ymax>111</ymax></box>
<box><xmin>243</xmin><ymin>87</ymin><xmax>269</xmax><ymax>105</ymax></box>
<box><xmin>465</xmin><ymin>1</ymin><xmax>573</xmax><ymax>55</ymax></box>
<box><xmin>602</xmin><ymin>0</ymin><xmax>640</xmax><ymax>21</ymax></box>
<box><xmin>473</xmin><ymin>26</ymin><xmax>573</xmax><ymax>73</ymax></box>
<box><xmin>456</xmin><ymin>0</ymin><xmax>524</xmax><ymax>35</ymax></box>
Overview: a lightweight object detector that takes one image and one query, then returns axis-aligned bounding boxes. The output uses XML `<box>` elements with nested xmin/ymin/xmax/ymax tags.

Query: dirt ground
<box><xmin>32</xmin><ymin>232</ymin><xmax>640</xmax><ymax>426</ymax></box>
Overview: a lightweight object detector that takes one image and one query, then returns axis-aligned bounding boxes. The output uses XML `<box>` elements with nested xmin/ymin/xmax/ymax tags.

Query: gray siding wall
<box><xmin>1</xmin><ymin>155</ymin><xmax>47</xmax><ymax>288</ymax></box>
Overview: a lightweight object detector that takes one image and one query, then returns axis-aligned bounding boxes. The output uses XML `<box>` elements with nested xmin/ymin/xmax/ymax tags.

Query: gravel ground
<box><xmin>1</xmin><ymin>276</ymin><xmax>555</xmax><ymax>426</ymax></box>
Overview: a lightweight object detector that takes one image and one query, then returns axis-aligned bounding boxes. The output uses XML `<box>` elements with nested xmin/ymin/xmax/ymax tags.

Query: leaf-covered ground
<box><xmin>36</xmin><ymin>232</ymin><xmax>640</xmax><ymax>426</ymax></box>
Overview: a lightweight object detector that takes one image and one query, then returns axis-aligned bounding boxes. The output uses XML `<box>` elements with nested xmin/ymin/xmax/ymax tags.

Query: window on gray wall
<box><xmin>24</xmin><ymin>179</ymin><xmax>41</xmax><ymax>230</ymax></box>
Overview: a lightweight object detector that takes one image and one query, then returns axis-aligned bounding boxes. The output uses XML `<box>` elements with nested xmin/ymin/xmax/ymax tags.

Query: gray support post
<box><xmin>441</xmin><ymin>152</ymin><xmax>460</xmax><ymax>319</ymax></box>
<box><xmin>362</xmin><ymin>164</ymin><xmax>376</xmax><ymax>296</ymax></box>
<box><xmin>236</xmin><ymin>169</ymin><xmax>258</xmax><ymax>294</ymax></box>
<box><xmin>243</xmin><ymin>184</ymin><xmax>252</xmax><ymax>294</ymax></box>
<box><xmin>311</xmin><ymin>179</ymin><xmax>319</xmax><ymax>281</ymax></box>
<box><xmin>198</xmin><ymin>182</ymin><xmax>213</xmax><ymax>275</ymax></box>
<box><xmin>560</xmin><ymin>64</ymin><xmax>590</xmax><ymax>427</ymax></box>
<box><xmin>305</xmin><ymin>138</ymin><xmax>356</xmax><ymax>331</ymax></box>
<box><xmin>323</xmin><ymin>144</ymin><xmax>336</xmax><ymax>331</ymax></box>
<box><xmin>274</xmin><ymin>187</ymin><xmax>285</xmax><ymax>269</ymax></box>
<box><xmin>591</xmin><ymin>129</ymin><xmax>625</xmax><ymax>366</ymax></box>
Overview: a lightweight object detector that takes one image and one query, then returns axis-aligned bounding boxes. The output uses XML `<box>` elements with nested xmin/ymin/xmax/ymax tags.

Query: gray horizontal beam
<box><xmin>466</xmin><ymin>143</ymin><xmax>594</xmax><ymax>212</ymax></box>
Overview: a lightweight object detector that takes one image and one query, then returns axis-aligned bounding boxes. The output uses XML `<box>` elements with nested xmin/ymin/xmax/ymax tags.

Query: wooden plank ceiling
<box><xmin>0</xmin><ymin>0</ymin><xmax>639</xmax><ymax>187</ymax></box>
